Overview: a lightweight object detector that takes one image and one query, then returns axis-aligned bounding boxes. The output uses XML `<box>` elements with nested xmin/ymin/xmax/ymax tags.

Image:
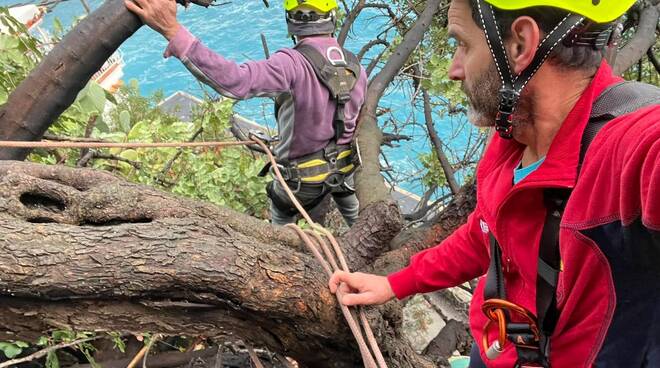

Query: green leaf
<box><xmin>52</xmin><ymin>17</ymin><xmax>63</xmax><ymax>37</ymax></box>
<box><xmin>52</xmin><ymin>330</ymin><xmax>75</xmax><ymax>342</ymax></box>
<box><xmin>36</xmin><ymin>336</ymin><xmax>49</xmax><ymax>346</ymax></box>
<box><xmin>0</xmin><ymin>342</ymin><xmax>23</xmax><ymax>358</ymax></box>
<box><xmin>87</xmin><ymin>82</ymin><xmax>106</xmax><ymax>112</ymax></box>
<box><xmin>94</xmin><ymin>115</ymin><xmax>110</xmax><ymax>133</ymax></box>
<box><xmin>120</xmin><ymin>149</ymin><xmax>138</xmax><ymax>161</ymax></box>
<box><xmin>46</xmin><ymin>349</ymin><xmax>60</xmax><ymax>368</ymax></box>
<box><xmin>14</xmin><ymin>341</ymin><xmax>28</xmax><ymax>348</ymax></box>
<box><xmin>119</xmin><ymin>110</ymin><xmax>131</xmax><ymax>133</ymax></box>
<box><xmin>0</xmin><ymin>34</ymin><xmax>19</xmax><ymax>50</ymax></box>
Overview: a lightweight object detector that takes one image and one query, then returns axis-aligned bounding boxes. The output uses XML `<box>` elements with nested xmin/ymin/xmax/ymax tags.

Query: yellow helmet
<box><xmin>485</xmin><ymin>0</ymin><xmax>636</xmax><ymax>23</ymax></box>
<box><xmin>284</xmin><ymin>0</ymin><xmax>338</xmax><ymax>13</ymax></box>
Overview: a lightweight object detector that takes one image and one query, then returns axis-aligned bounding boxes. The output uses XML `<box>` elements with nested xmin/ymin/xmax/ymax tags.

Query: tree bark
<box><xmin>0</xmin><ymin>0</ymin><xmax>143</xmax><ymax>160</ymax></box>
<box><xmin>0</xmin><ymin>161</ymin><xmax>449</xmax><ymax>368</ymax></box>
<box><xmin>613</xmin><ymin>3</ymin><xmax>660</xmax><ymax>75</ymax></box>
<box><xmin>354</xmin><ymin>0</ymin><xmax>443</xmax><ymax>209</ymax></box>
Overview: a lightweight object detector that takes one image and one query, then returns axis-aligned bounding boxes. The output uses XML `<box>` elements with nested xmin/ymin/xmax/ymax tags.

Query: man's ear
<box><xmin>506</xmin><ymin>16</ymin><xmax>542</xmax><ymax>75</ymax></box>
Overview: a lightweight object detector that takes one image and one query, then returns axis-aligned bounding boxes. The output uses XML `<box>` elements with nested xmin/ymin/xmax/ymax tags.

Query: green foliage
<box><xmin>0</xmin><ymin>7</ymin><xmax>42</xmax><ymax>106</ymax></box>
<box><xmin>418</xmin><ymin>152</ymin><xmax>447</xmax><ymax>188</ymax></box>
<box><xmin>0</xmin><ymin>340</ymin><xmax>28</xmax><ymax>359</ymax></box>
<box><xmin>107</xmin><ymin>332</ymin><xmax>126</xmax><ymax>353</ymax></box>
<box><xmin>0</xmin><ymin>10</ymin><xmax>270</xmax><ymax>218</ymax></box>
<box><xmin>37</xmin><ymin>330</ymin><xmax>98</xmax><ymax>368</ymax></box>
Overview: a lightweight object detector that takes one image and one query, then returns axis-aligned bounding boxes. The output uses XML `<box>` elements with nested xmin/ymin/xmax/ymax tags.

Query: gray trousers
<box><xmin>267</xmin><ymin>174</ymin><xmax>359</xmax><ymax>226</ymax></box>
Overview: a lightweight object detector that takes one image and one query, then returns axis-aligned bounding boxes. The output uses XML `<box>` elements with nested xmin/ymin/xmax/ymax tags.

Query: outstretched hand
<box><xmin>125</xmin><ymin>0</ymin><xmax>181</xmax><ymax>40</ymax></box>
<box><xmin>328</xmin><ymin>271</ymin><xmax>396</xmax><ymax>306</ymax></box>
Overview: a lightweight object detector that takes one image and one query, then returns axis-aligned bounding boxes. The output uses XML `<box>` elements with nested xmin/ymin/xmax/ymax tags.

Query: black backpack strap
<box><xmin>580</xmin><ymin>81</ymin><xmax>660</xmax><ymax>169</ymax></box>
<box><xmin>485</xmin><ymin>233</ymin><xmax>507</xmax><ymax>300</ymax></box>
<box><xmin>294</xmin><ymin>43</ymin><xmax>360</xmax><ymax>142</ymax></box>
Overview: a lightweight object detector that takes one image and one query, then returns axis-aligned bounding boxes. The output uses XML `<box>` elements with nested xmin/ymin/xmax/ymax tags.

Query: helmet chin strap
<box><xmin>476</xmin><ymin>0</ymin><xmax>585</xmax><ymax>139</ymax></box>
<box><xmin>286</xmin><ymin>10</ymin><xmax>337</xmax><ymax>38</ymax></box>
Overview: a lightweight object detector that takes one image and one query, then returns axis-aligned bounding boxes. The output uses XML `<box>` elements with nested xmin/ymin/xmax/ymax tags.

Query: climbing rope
<box><xmin>0</xmin><ymin>137</ymin><xmax>388</xmax><ymax>368</ymax></box>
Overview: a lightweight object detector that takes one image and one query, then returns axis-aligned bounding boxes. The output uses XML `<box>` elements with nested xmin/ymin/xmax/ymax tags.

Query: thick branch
<box><xmin>355</xmin><ymin>0</ymin><xmax>443</xmax><ymax>209</ymax></box>
<box><xmin>0</xmin><ymin>0</ymin><xmax>143</xmax><ymax>160</ymax></box>
<box><xmin>337</xmin><ymin>0</ymin><xmax>366</xmax><ymax>46</ymax></box>
<box><xmin>422</xmin><ymin>88</ymin><xmax>460</xmax><ymax>195</ymax></box>
<box><xmin>0</xmin><ymin>161</ymin><xmax>436</xmax><ymax>368</ymax></box>
<box><xmin>614</xmin><ymin>4</ymin><xmax>660</xmax><ymax>75</ymax></box>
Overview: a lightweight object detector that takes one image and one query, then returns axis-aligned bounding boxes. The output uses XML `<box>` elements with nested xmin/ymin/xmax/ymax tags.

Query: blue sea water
<box><xmin>1</xmin><ymin>0</ymin><xmax>477</xmax><ymax>196</ymax></box>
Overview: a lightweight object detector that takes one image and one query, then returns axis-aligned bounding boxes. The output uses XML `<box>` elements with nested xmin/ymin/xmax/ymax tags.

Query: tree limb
<box><xmin>355</xmin><ymin>0</ymin><xmax>443</xmax><ymax>209</ymax></box>
<box><xmin>613</xmin><ymin>3</ymin><xmax>660</xmax><ymax>75</ymax></box>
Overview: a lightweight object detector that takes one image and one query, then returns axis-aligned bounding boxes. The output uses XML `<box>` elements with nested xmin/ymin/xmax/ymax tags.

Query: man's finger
<box><xmin>125</xmin><ymin>0</ymin><xmax>145</xmax><ymax>16</ymax></box>
<box><xmin>340</xmin><ymin>291</ymin><xmax>374</xmax><ymax>306</ymax></box>
<box><xmin>328</xmin><ymin>271</ymin><xmax>350</xmax><ymax>293</ymax></box>
<box><xmin>131</xmin><ymin>0</ymin><xmax>149</xmax><ymax>11</ymax></box>
<box><xmin>338</xmin><ymin>282</ymin><xmax>354</xmax><ymax>295</ymax></box>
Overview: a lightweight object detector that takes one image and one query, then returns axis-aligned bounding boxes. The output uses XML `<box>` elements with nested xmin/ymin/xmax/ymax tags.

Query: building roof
<box><xmin>157</xmin><ymin>91</ymin><xmax>204</xmax><ymax>122</ymax></box>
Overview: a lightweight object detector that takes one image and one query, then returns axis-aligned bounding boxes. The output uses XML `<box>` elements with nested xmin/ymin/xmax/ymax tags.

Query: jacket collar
<box><xmin>478</xmin><ymin>61</ymin><xmax>623</xmax><ymax>190</ymax></box>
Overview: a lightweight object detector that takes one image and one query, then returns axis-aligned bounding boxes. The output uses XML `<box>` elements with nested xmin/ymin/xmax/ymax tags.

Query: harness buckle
<box><xmin>326</xmin><ymin>46</ymin><xmax>348</xmax><ymax>66</ymax></box>
<box><xmin>271</xmin><ymin>163</ymin><xmax>292</xmax><ymax>181</ymax></box>
<box><xmin>248</xmin><ymin>129</ymin><xmax>275</xmax><ymax>144</ymax></box>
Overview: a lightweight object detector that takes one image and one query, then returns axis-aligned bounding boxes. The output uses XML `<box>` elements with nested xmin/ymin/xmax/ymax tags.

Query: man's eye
<box><xmin>448</xmin><ymin>37</ymin><xmax>458</xmax><ymax>47</ymax></box>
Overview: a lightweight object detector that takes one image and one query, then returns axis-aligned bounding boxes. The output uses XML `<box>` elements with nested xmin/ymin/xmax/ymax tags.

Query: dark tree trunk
<box><xmin>0</xmin><ymin>161</ymin><xmax>460</xmax><ymax>368</ymax></box>
<box><xmin>0</xmin><ymin>0</ymin><xmax>142</xmax><ymax>160</ymax></box>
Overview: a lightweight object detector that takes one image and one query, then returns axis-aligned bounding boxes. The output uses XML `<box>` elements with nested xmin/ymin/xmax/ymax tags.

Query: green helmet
<box><xmin>475</xmin><ymin>0</ymin><xmax>635</xmax><ymax>139</ymax></box>
<box><xmin>284</xmin><ymin>0</ymin><xmax>338</xmax><ymax>13</ymax></box>
<box><xmin>285</xmin><ymin>0</ymin><xmax>338</xmax><ymax>37</ymax></box>
<box><xmin>485</xmin><ymin>0</ymin><xmax>635</xmax><ymax>24</ymax></box>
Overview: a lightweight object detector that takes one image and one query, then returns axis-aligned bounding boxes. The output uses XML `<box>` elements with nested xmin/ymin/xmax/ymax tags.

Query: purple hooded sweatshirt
<box><xmin>164</xmin><ymin>26</ymin><xmax>368</xmax><ymax>162</ymax></box>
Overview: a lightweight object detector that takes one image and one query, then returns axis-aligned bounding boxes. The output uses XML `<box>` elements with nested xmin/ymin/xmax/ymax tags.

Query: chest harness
<box><xmin>482</xmin><ymin>81</ymin><xmax>660</xmax><ymax>368</ymax></box>
<box><xmin>263</xmin><ymin>43</ymin><xmax>361</xmax><ymax>188</ymax></box>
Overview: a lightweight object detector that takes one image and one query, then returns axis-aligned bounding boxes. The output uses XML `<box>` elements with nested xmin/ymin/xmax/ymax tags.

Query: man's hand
<box><xmin>328</xmin><ymin>271</ymin><xmax>396</xmax><ymax>306</ymax></box>
<box><xmin>125</xmin><ymin>0</ymin><xmax>180</xmax><ymax>40</ymax></box>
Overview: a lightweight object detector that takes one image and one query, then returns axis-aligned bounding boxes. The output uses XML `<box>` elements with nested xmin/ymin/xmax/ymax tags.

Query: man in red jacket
<box><xmin>329</xmin><ymin>0</ymin><xmax>659</xmax><ymax>367</ymax></box>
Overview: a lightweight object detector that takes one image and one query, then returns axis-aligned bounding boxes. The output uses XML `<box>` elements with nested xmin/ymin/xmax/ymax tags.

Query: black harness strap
<box><xmin>476</xmin><ymin>0</ymin><xmax>586</xmax><ymax>139</ymax></box>
<box><xmin>483</xmin><ymin>80</ymin><xmax>660</xmax><ymax>367</ymax></box>
<box><xmin>293</xmin><ymin>43</ymin><xmax>361</xmax><ymax>142</ymax></box>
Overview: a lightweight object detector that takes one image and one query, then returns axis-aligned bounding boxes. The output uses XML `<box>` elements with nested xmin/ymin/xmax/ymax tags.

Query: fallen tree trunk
<box><xmin>0</xmin><ymin>160</ymin><xmax>448</xmax><ymax>368</ymax></box>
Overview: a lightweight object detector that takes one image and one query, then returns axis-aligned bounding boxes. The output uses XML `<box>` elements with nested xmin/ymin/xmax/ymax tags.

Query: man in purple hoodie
<box><xmin>125</xmin><ymin>0</ymin><xmax>368</xmax><ymax>226</ymax></box>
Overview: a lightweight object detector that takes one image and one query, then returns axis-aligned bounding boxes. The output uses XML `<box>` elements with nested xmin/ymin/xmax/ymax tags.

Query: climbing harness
<box><xmin>266</xmin><ymin>142</ymin><xmax>355</xmax><ymax>186</ymax></box>
<box><xmin>294</xmin><ymin>43</ymin><xmax>361</xmax><ymax>142</ymax></box>
<box><xmin>481</xmin><ymin>81</ymin><xmax>660</xmax><ymax>367</ymax></box>
<box><xmin>268</xmin><ymin>43</ymin><xmax>361</xmax><ymax>189</ymax></box>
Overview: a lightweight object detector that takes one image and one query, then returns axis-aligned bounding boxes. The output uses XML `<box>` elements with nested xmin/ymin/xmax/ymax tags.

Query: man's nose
<box><xmin>448</xmin><ymin>55</ymin><xmax>465</xmax><ymax>81</ymax></box>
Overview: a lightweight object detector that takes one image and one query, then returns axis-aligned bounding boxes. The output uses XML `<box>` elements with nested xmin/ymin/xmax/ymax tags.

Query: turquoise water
<box><xmin>2</xmin><ymin>0</ymin><xmax>476</xmax><ymax>196</ymax></box>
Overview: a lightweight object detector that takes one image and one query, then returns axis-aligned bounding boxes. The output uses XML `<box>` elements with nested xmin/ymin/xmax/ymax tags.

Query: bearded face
<box><xmin>461</xmin><ymin>60</ymin><xmax>533</xmax><ymax>129</ymax></box>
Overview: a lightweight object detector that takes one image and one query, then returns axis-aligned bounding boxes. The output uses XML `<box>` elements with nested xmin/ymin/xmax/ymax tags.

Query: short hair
<box><xmin>468</xmin><ymin>0</ymin><xmax>608</xmax><ymax>71</ymax></box>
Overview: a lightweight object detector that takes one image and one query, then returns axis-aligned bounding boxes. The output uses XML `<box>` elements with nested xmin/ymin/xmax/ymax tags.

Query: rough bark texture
<box><xmin>0</xmin><ymin>0</ymin><xmax>143</xmax><ymax>160</ymax></box>
<box><xmin>0</xmin><ymin>161</ymin><xmax>448</xmax><ymax>368</ymax></box>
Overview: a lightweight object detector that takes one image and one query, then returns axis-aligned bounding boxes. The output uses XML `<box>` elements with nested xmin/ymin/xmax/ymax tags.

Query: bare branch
<box><xmin>422</xmin><ymin>89</ymin><xmax>460</xmax><ymax>195</ymax></box>
<box><xmin>337</xmin><ymin>0</ymin><xmax>366</xmax><ymax>46</ymax></box>
<box><xmin>614</xmin><ymin>4</ymin><xmax>660</xmax><ymax>75</ymax></box>
<box><xmin>648</xmin><ymin>47</ymin><xmax>660</xmax><ymax>74</ymax></box>
<box><xmin>357</xmin><ymin>39</ymin><xmax>389</xmax><ymax>61</ymax></box>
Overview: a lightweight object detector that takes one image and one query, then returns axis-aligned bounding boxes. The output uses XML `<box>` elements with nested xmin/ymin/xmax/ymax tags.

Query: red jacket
<box><xmin>388</xmin><ymin>62</ymin><xmax>660</xmax><ymax>367</ymax></box>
